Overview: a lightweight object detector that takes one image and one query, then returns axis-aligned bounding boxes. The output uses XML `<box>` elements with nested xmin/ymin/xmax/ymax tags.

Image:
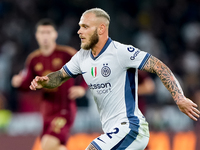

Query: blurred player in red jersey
<box><xmin>138</xmin><ymin>70</ymin><xmax>155</xmax><ymax>114</ymax></box>
<box><xmin>12</xmin><ymin>19</ymin><xmax>87</xmax><ymax>150</ymax></box>
<box><xmin>138</xmin><ymin>70</ymin><xmax>155</xmax><ymax>150</ymax></box>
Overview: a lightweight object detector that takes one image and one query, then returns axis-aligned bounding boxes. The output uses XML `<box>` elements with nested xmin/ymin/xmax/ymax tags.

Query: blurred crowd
<box><xmin>0</xmin><ymin>0</ymin><xmax>200</xmax><ymax>132</ymax></box>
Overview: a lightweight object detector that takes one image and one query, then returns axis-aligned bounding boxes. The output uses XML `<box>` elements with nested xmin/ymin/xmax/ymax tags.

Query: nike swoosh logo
<box><xmin>97</xmin><ymin>137</ymin><xmax>105</xmax><ymax>143</ymax></box>
<box><xmin>82</xmin><ymin>72</ymin><xmax>87</xmax><ymax>74</ymax></box>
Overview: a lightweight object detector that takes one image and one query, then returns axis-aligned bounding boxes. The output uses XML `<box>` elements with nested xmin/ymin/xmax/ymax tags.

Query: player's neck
<box><xmin>40</xmin><ymin>43</ymin><xmax>56</xmax><ymax>56</ymax></box>
<box><xmin>91</xmin><ymin>36</ymin><xmax>108</xmax><ymax>57</ymax></box>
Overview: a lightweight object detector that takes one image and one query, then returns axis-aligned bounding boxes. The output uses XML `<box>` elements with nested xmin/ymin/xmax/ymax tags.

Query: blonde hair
<box><xmin>83</xmin><ymin>8</ymin><xmax>110</xmax><ymax>27</ymax></box>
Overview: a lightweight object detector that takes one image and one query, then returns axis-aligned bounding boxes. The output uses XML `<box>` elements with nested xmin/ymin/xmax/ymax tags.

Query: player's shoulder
<box><xmin>26</xmin><ymin>49</ymin><xmax>41</xmax><ymax>63</ymax></box>
<box><xmin>112</xmin><ymin>40</ymin><xmax>138</xmax><ymax>54</ymax></box>
<box><xmin>55</xmin><ymin>45</ymin><xmax>77</xmax><ymax>56</ymax></box>
<box><xmin>23</xmin><ymin>49</ymin><xmax>41</xmax><ymax>65</ymax></box>
<box><xmin>112</xmin><ymin>40</ymin><xmax>135</xmax><ymax>51</ymax></box>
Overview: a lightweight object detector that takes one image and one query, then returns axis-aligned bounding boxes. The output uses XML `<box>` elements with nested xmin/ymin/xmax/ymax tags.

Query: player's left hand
<box><xmin>176</xmin><ymin>97</ymin><xmax>200</xmax><ymax>121</ymax></box>
<box><xmin>68</xmin><ymin>86</ymin><xmax>86</xmax><ymax>100</ymax></box>
<box><xmin>29</xmin><ymin>76</ymin><xmax>49</xmax><ymax>90</ymax></box>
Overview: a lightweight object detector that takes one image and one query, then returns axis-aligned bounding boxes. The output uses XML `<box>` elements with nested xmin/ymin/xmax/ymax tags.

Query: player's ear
<box><xmin>55</xmin><ymin>31</ymin><xmax>58</xmax><ymax>39</ymax></box>
<box><xmin>35</xmin><ymin>32</ymin><xmax>39</xmax><ymax>40</ymax></box>
<box><xmin>98</xmin><ymin>24</ymin><xmax>106</xmax><ymax>35</ymax></box>
<box><xmin>53</xmin><ymin>28</ymin><xmax>58</xmax><ymax>39</ymax></box>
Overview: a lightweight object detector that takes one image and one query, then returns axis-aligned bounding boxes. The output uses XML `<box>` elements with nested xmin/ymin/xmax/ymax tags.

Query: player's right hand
<box><xmin>177</xmin><ymin>97</ymin><xmax>200</xmax><ymax>121</ymax></box>
<box><xmin>29</xmin><ymin>76</ymin><xmax>49</xmax><ymax>90</ymax></box>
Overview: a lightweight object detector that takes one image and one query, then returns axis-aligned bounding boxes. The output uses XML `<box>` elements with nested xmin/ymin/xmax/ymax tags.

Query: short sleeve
<box><xmin>63</xmin><ymin>51</ymin><xmax>82</xmax><ymax>78</ymax></box>
<box><xmin>116</xmin><ymin>44</ymin><xmax>151</xmax><ymax>70</ymax></box>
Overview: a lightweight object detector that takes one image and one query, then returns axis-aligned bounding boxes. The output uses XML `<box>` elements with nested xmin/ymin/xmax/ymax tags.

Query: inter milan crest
<box><xmin>101</xmin><ymin>63</ymin><xmax>111</xmax><ymax>77</ymax></box>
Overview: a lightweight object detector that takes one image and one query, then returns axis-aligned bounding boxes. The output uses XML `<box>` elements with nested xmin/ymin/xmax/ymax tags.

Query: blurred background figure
<box><xmin>138</xmin><ymin>70</ymin><xmax>155</xmax><ymax>115</ymax></box>
<box><xmin>11</xmin><ymin>19</ymin><xmax>87</xmax><ymax>150</ymax></box>
<box><xmin>0</xmin><ymin>92</ymin><xmax>12</xmax><ymax>133</ymax></box>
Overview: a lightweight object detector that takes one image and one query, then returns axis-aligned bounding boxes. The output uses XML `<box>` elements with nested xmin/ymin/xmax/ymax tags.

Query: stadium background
<box><xmin>0</xmin><ymin>0</ymin><xmax>200</xmax><ymax>149</ymax></box>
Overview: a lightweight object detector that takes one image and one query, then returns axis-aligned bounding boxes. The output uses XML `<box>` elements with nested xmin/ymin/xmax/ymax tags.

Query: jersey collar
<box><xmin>90</xmin><ymin>37</ymin><xmax>112</xmax><ymax>60</ymax></box>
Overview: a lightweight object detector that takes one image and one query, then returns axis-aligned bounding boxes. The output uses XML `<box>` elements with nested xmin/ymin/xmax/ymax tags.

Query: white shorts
<box><xmin>87</xmin><ymin>123</ymin><xmax>149</xmax><ymax>150</ymax></box>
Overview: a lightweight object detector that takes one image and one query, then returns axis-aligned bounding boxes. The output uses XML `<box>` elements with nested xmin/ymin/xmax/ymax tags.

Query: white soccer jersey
<box><xmin>63</xmin><ymin>38</ymin><xmax>150</xmax><ymax>137</ymax></box>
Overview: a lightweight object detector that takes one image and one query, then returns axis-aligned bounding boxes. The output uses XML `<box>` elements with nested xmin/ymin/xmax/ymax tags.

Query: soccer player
<box><xmin>12</xmin><ymin>19</ymin><xmax>87</xmax><ymax>150</ymax></box>
<box><xmin>29</xmin><ymin>8</ymin><xmax>200</xmax><ymax>150</ymax></box>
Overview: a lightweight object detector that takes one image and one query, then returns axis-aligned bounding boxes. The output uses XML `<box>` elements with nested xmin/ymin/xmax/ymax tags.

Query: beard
<box><xmin>81</xmin><ymin>29</ymin><xmax>99</xmax><ymax>50</ymax></box>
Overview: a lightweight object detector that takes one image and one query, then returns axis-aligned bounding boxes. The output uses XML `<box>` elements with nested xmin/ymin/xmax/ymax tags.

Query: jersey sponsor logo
<box><xmin>91</xmin><ymin>67</ymin><xmax>97</xmax><ymax>77</ymax></box>
<box><xmin>130</xmin><ymin>50</ymin><xmax>140</xmax><ymax>60</ymax></box>
<box><xmin>101</xmin><ymin>63</ymin><xmax>111</xmax><ymax>77</ymax></box>
<box><xmin>89</xmin><ymin>82</ymin><xmax>112</xmax><ymax>95</ymax></box>
<box><xmin>89</xmin><ymin>82</ymin><xmax>111</xmax><ymax>89</ymax></box>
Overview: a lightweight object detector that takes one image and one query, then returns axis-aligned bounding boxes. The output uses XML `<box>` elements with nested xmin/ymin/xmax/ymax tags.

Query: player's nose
<box><xmin>77</xmin><ymin>28</ymin><xmax>82</xmax><ymax>35</ymax></box>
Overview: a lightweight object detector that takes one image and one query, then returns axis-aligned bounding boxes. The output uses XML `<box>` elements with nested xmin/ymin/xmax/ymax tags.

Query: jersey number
<box><xmin>106</xmin><ymin>128</ymin><xmax>119</xmax><ymax>139</ymax></box>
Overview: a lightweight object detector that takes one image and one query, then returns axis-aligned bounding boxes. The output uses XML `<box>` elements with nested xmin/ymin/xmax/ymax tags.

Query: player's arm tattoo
<box><xmin>43</xmin><ymin>68</ymin><xmax>71</xmax><ymax>89</ymax></box>
<box><xmin>142</xmin><ymin>55</ymin><xmax>184</xmax><ymax>103</ymax></box>
<box><xmin>86</xmin><ymin>144</ymin><xmax>98</xmax><ymax>150</ymax></box>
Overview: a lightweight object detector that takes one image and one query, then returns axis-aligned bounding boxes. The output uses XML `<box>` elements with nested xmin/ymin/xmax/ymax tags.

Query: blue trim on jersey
<box><xmin>124</xmin><ymin>69</ymin><xmax>140</xmax><ymax>133</ymax></box>
<box><xmin>62</xmin><ymin>66</ymin><xmax>77</xmax><ymax>78</ymax></box>
<box><xmin>91</xmin><ymin>141</ymin><xmax>102</xmax><ymax>150</ymax></box>
<box><xmin>111</xmin><ymin>130</ymin><xmax>138</xmax><ymax>150</ymax></box>
<box><xmin>138</xmin><ymin>53</ymin><xmax>151</xmax><ymax>70</ymax></box>
<box><xmin>111</xmin><ymin>137</ymin><xmax>126</xmax><ymax>150</ymax></box>
<box><xmin>90</xmin><ymin>37</ymin><xmax>112</xmax><ymax>60</ymax></box>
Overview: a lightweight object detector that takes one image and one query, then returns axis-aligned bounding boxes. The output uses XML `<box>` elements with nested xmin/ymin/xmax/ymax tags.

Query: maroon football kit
<box><xmin>19</xmin><ymin>45</ymin><xmax>87</xmax><ymax>144</ymax></box>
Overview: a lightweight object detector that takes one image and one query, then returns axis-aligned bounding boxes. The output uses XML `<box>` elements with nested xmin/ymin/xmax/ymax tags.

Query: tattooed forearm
<box><xmin>142</xmin><ymin>55</ymin><xmax>158</xmax><ymax>74</ymax></box>
<box><xmin>142</xmin><ymin>56</ymin><xmax>184</xmax><ymax>103</ymax></box>
<box><xmin>86</xmin><ymin>144</ymin><xmax>98</xmax><ymax>150</ymax></box>
<box><xmin>43</xmin><ymin>70</ymin><xmax>69</xmax><ymax>89</ymax></box>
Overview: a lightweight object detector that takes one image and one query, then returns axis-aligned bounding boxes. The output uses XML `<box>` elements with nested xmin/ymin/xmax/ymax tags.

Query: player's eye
<box><xmin>83</xmin><ymin>25</ymin><xmax>89</xmax><ymax>29</ymax></box>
